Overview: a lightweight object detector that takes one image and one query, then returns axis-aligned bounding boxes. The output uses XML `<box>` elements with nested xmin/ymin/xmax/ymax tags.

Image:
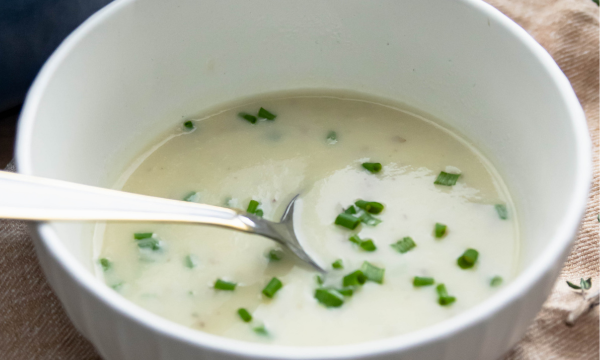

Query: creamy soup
<box><xmin>96</xmin><ymin>93</ymin><xmax>519</xmax><ymax>346</ymax></box>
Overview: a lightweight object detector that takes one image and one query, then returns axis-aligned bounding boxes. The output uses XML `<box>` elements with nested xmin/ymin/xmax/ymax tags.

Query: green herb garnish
<box><xmin>214</xmin><ymin>279</ymin><xmax>237</xmax><ymax>291</ymax></box>
<box><xmin>258</xmin><ymin>107</ymin><xmax>276</xmax><ymax>120</ymax></box>
<box><xmin>358</xmin><ymin>212</ymin><xmax>382</xmax><ymax>226</ymax></box>
<box><xmin>362</xmin><ymin>162</ymin><xmax>382</xmax><ymax>174</ymax></box>
<box><xmin>355</xmin><ymin>200</ymin><xmax>384</xmax><ymax>214</ymax></box>
<box><xmin>183</xmin><ymin>192</ymin><xmax>200</xmax><ymax>202</ymax></box>
<box><xmin>436</xmin><ymin>284</ymin><xmax>456</xmax><ymax>306</ymax></box>
<box><xmin>99</xmin><ymin>258</ymin><xmax>111</xmax><ymax>271</ymax></box>
<box><xmin>343</xmin><ymin>270</ymin><xmax>367</xmax><ymax>287</ymax></box>
<box><xmin>134</xmin><ymin>232</ymin><xmax>153</xmax><ymax>240</ymax></box>
<box><xmin>183</xmin><ymin>120</ymin><xmax>194</xmax><ymax>130</ymax></box>
<box><xmin>253</xmin><ymin>325</ymin><xmax>269</xmax><ymax>336</ymax></box>
<box><xmin>490</xmin><ymin>276</ymin><xmax>503</xmax><ymax>287</ymax></box>
<box><xmin>267</xmin><ymin>249</ymin><xmax>284</xmax><ymax>262</ymax></box>
<box><xmin>326</xmin><ymin>131</ymin><xmax>338</xmax><ymax>144</ymax></box>
<box><xmin>391</xmin><ymin>237</ymin><xmax>416</xmax><ymax>254</ymax></box>
<box><xmin>335</xmin><ymin>213</ymin><xmax>361</xmax><ymax>230</ymax></box>
<box><xmin>237</xmin><ymin>308</ymin><xmax>252</xmax><ymax>322</ymax></box>
<box><xmin>262</xmin><ymin>277</ymin><xmax>283</xmax><ymax>298</ymax></box>
<box><xmin>314</xmin><ymin>288</ymin><xmax>344</xmax><ymax>308</ymax></box>
<box><xmin>434</xmin><ymin>171</ymin><xmax>460</xmax><ymax>186</ymax></box>
<box><xmin>255</xmin><ymin>209</ymin><xmax>264</xmax><ymax>217</ymax></box>
<box><xmin>457</xmin><ymin>249</ymin><xmax>479</xmax><ymax>269</ymax></box>
<box><xmin>413</xmin><ymin>276</ymin><xmax>435</xmax><ymax>287</ymax></box>
<box><xmin>567</xmin><ymin>278</ymin><xmax>592</xmax><ymax>290</ymax></box>
<box><xmin>315</xmin><ymin>275</ymin><xmax>324</xmax><ymax>286</ymax></box>
<box><xmin>349</xmin><ymin>235</ymin><xmax>377</xmax><ymax>252</ymax></box>
<box><xmin>185</xmin><ymin>254</ymin><xmax>199</xmax><ymax>269</ymax></box>
<box><xmin>434</xmin><ymin>223</ymin><xmax>447</xmax><ymax>238</ymax></box>
<box><xmin>239</xmin><ymin>112</ymin><xmax>257</xmax><ymax>124</ymax></box>
<box><xmin>495</xmin><ymin>204</ymin><xmax>508</xmax><ymax>220</ymax></box>
<box><xmin>361</xmin><ymin>261</ymin><xmax>385</xmax><ymax>284</ymax></box>
<box><xmin>332</xmin><ymin>259</ymin><xmax>344</xmax><ymax>269</ymax></box>
<box><xmin>247</xmin><ymin>200</ymin><xmax>259</xmax><ymax>214</ymax></box>
<box><xmin>344</xmin><ymin>206</ymin><xmax>357</xmax><ymax>215</ymax></box>
<box><xmin>134</xmin><ymin>233</ymin><xmax>160</xmax><ymax>251</ymax></box>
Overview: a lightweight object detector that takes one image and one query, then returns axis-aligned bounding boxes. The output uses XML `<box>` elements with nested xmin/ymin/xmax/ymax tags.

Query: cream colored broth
<box><xmin>98</xmin><ymin>94</ymin><xmax>519</xmax><ymax>346</ymax></box>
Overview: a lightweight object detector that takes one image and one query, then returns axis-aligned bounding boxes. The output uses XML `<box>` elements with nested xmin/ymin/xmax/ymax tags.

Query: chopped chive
<box><xmin>185</xmin><ymin>254</ymin><xmax>199</xmax><ymax>269</ymax></box>
<box><xmin>361</xmin><ymin>261</ymin><xmax>384</xmax><ymax>284</ymax></box>
<box><xmin>136</xmin><ymin>238</ymin><xmax>160</xmax><ymax>251</ymax></box>
<box><xmin>359</xmin><ymin>239</ymin><xmax>376</xmax><ymax>251</ymax></box>
<box><xmin>391</xmin><ymin>237</ymin><xmax>416</xmax><ymax>254</ymax></box>
<box><xmin>581</xmin><ymin>278</ymin><xmax>592</xmax><ymax>290</ymax></box>
<box><xmin>315</xmin><ymin>275</ymin><xmax>324</xmax><ymax>286</ymax></box>
<box><xmin>314</xmin><ymin>288</ymin><xmax>344</xmax><ymax>307</ymax></box>
<box><xmin>457</xmin><ymin>249</ymin><xmax>479</xmax><ymax>269</ymax></box>
<box><xmin>344</xmin><ymin>206</ymin><xmax>357</xmax><ymax>215</ymax></box>
<box><xmin>134</xmin><ymin>232</ymin><xmax>153</xmax><ymax>240</ymax></box>
<box><xmin>358</xmin><ymin>212</ymin><xmax>382</xmax><ymax>226</ymax></box>
<box><xmin>214</xmin><ymin>279</ymin><xmax>237</xmax><ymax>291</ymax></box>
<box><xmin>253</xmin><ymin>325</ymin><xmax>269</xmax><ymax>336</ymax></box>
<box><xmin>183</xmin><ymin>120</ymin><xmax>194</xmax><ymax>130</ymax></box>
<box><xmin>99</xmin><ymin>258</ymin><xmax>111</xmax><ymax>271</ymax></box>
<box><xmin>326</xmin><ymin>131</ymin><xmax>338</xmax><ymax>144</ymax></box>
<box><xmin>413</xmin><ymin>276</ymin><xmax>435</xmax><ymax>287</ymax></box>
<box><xmin>332</xmin><ymin>259</ymin><xmax>344</xmax><ymax>269</ymax></box>
<box><xmin>434</xmin><ymin>171</ymin><xmax>460</xmax><ymax>186</ymax></box>
<box><xmin>349</xmin><ymin>235</ymin><xmax>362</xmax><ymax>245</ymax></box>
<box><xmin>362</xmin><ymin>162</ymin><xmax>382</xmax><ymax>174</ymax></box>
<box><xmin>434</xmin><ymin>223</ymin><xmax>447</xmax><ymax>238</ymax></box>
<box><xmin>495</xmin><ymin>204</ymin><xmax>508</xmax><ymax>220</ymax></box>
<box><xmin>354</xmin><ymin>200</ymin><xmax>384</xmax><ymax>214</ymax></box>
<box><xmin>343</xmin><ymin>270</ymin><xmax>367</xmax><ymax>287</ymax></box>
<box><xmin>436</xmin><ymin>284</ymin><xmax>456</xmax><ymax>306</ymax></box>
<box><xmin>348</xmin><ymin>235</ymin><xmax>377</xmax><ymax>252</ymax></box>
<box><xmin>247</xmin><ymin>200</ymin><xmax>259</xmax><ymax>214</ymax></box>
<box><xmin>258</xmin><ymin>107</ymin><xmax>276</xmax><ymax>120</ymax></box>
<box><xmin>262</xmin><ymin>277</ymin><xmax>283</xmax><ymax>298</ymax></box>
<box><xmin>335</xmin><ymin>213</ymin><xmax>361</xmax><ymax>230</ymax></box>
<box><xmin>238</xmin><ymin>112</ymin><xmax>257</xmax><ymax>124</ymax></box>
<box><xmin>267</xmin><ymin>248</ymin><xmax>284</xmax><ymax>262</ymax></box>
<box><xmin>490</xmin><ymin>276</ymin><xmax>503</xmax><ymax>287</ymax></box>
<box><xmin>183</xmin><ymin>192</ymin><xmax>201</xmax><ymax>202</ymax></box>
<box><xmin>255</xmin><ymin>209</ymin><xmax>264</xmax><ymax>217</ymax></box>
<box><xmin>237</xmin><ymin>308</ymin><xmax>252</xmax><ymax>322</ymax></box>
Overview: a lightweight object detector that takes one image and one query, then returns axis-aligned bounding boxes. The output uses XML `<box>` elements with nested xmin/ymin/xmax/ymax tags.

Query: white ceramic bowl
<box><xmin>15</xmin><ymin>0</ymin><xmax>591</xmax><ymax>359</ymax></box>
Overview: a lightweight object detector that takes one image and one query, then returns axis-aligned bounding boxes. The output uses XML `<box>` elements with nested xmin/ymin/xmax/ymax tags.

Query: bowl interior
<box><xmin>16</xmin><ymin>0</ymin><xmax>589</xmax><ymax>354</ymax></box>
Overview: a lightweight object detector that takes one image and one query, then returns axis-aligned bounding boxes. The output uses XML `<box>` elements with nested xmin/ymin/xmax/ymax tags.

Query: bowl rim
<box><xmin>15</xmin><ymin>0</ymin><xmax>592</xmax><ymax>358</ymax></box>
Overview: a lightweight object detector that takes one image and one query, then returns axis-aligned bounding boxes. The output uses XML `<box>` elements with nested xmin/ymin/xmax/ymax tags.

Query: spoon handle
<box><xmin>0</xmin><ymin>170</ymin><xmax>253</xmax><ymax>231</ymax></box>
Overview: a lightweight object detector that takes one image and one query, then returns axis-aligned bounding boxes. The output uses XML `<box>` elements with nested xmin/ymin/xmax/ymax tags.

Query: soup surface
<box><xmin>97</xmin><ymin>93</ymin><xmax>519</xmax><ymax>346</ymax></box>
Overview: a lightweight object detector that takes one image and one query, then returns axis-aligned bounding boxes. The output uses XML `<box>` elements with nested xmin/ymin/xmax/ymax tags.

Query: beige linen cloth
<box><xmin>0</xmin><ymin>0</ymin><xmax>598</xmax><ymax>359</ymax></box>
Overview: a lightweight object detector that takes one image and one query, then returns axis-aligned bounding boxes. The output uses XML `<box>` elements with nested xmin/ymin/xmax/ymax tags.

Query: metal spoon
<box><xmin>0</xmin><ymin>171</ymin><xmax>324</xmax><ymax>272</ymax></box>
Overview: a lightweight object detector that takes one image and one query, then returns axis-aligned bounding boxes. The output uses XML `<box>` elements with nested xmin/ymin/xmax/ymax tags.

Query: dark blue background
<box><xmin>0</xmin><ymin>0</ymin><xmax>113</xmax><ymax>112</ymax></box>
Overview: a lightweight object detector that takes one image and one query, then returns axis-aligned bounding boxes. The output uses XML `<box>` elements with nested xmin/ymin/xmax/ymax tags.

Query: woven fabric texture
<box><xmin>0</xmin><ymin>1</ymin><xmax>598</xmax><ymax>359</ymax></box>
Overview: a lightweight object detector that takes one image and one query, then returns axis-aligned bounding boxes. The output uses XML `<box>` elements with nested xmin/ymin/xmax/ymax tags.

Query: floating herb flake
<box><xmin>362</xmin><ymin>162</ymin><xmax>382</xmax><ymax>174</ymax></box>
<box><xmin>434</xmin><ymin>171</ymin><xmax>460</xmax><ymax>186</ymax></box>
<box><xmin>434</xmin><ymin>223</ymin><xmax>447</xmax><ymax>238</ymax></box>
<box><xmin>391</xmin><ymin>237</ymin><xmax>416</xmax><ymax>254</ymax></box>
<box><xmin>361</xmin><ymin>261</ymin><xmax>384</xmax><ymax>284</ymax></box>
<box><xmin>326</xmin><ymin>131</ymin><xmax>338</xmax><ymax>144</ymax></box>
<box><xmin>495</xmin><ymin>204</ymin><xmax>508</xmax><ymax>220</ymax></box>
<box><xmin>314</xmin><ymin>288</ymin><xmax>344</xmax><ymax>308</ymax></box>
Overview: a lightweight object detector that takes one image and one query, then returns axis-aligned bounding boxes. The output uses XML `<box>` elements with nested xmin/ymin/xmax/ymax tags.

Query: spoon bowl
<box><xmin>0</xmin><ymin>170</ymin><xmax>324</xmax><ymax>271</ymax></box>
